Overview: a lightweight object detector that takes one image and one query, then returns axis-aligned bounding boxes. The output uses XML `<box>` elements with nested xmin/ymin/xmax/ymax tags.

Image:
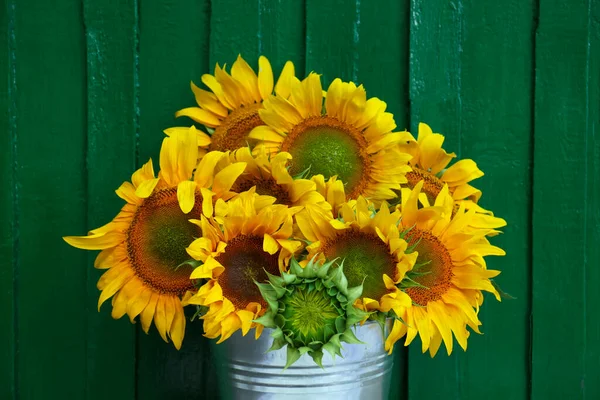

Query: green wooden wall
<box><xmin>1</xmin><ymin>0</ymin><xmax>598</xmax><ymax>399</ymax></box>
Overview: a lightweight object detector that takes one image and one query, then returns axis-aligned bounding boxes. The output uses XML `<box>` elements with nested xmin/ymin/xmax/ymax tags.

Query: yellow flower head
<box><xmin>295</xmin><ymin>197</ymin><xmax>417</xmax><ymax>315</ymax></box>
<box><xmin>249</xmin><ymin>75</ymin><xmax>412</xmax><ymax>202</ymax></box>
<box><xmin>208</xmin><ymin>147</ymin><xmax>330</xmax><ymax>214</ymax></box>
<box><xmin>398</xmin><ymin>123</ymin><xmax>489</xmax><ymax>213</ymax></box>
<box><xmin>184</xmin><ymin>191</ymin><xmax>303</xmax><ymax>343</ymax></box>
<box><xmin>168</xmin><ymin>55</ymin><xmax>297</xmax><ymax>157</ymax></box>
<box><xmin>63</xmin><ymin>127</ymin><xmax>246</xmax><ymax>349</ymax></box>
<box><xmin>385</xmin><ymin>181</ymin><xmax>506</xmax><ymax>357</ymax></box>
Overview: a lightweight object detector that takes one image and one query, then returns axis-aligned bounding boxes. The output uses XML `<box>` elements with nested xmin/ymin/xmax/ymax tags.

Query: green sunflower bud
<box><xmin>254</xmin><ymin>256</ymin><xmax>369</xmax><ymax>369</ymax></box>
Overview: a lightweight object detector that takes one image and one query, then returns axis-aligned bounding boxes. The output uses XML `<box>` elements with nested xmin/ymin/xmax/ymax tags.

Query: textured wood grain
<box><xmin>408</xmin><ymin>1</ymin><xmax>534</xmax><ymax>399</ymax></box>
<box><xmin>136</xmin><ymin>1</ymin><xmax>212</xmax><ymax>399</ymax></box>
<box><xmin>83</xmin><ymin>1</ymin><xmax>137</xmax><ymax>399</ymax></box>
<box><xmin>532</xmin><ymin>0</ymin><xmax>600</xmax><ymax>398</ymax></box>
<box><xmin>0</xmin><ymin>1</ymin><xmax>16</xmax><ymax>398</ymax></box>
<box><xmin>13</xmin><ymin>0</ymin><xmax>88</xmax><ymax>398</ymax></box>
<box><xmin>258</xmin><ymin>0</ymin><xmax>306</xmax><ymax>75</ymax></box>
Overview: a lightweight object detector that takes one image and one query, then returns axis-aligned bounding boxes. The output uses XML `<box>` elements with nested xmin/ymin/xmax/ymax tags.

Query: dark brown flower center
<box><xmin>321</xmin><ymin>230</ymin><xmax>396</xmax><ymax>300</ymax></box>
<box><xmin>215</xmin><ymin>235</ymin><xmax>280</xmax><ymax>309</ymax></box>
<box><xmin>127</xmin><ymin>188</ymin><xmax>201</xmax><ymax>295</ymax></box>
<box><xmin>404</xmin><ymin>229</ymin><xmax>453</xmax><ymax>305</ymax></box>
<box><xmin>209</xmin><ymin>104</ymin><xmax>263</xmax><ymax>152</ymax></box>
<box><xmin>230</xmin><ymin>175</ymin><xmax>292</xmax><ymax>205</ymax></box>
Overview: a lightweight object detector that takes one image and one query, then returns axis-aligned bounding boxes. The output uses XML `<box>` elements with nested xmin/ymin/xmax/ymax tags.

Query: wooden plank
<box><xmin>136</xmin><ymin>1</ymin><xmax>212</xmax><ymax>398</ymax></box>
<box><xmin>0</xmin><ymin>0</ymin><xmax>16</xmax><ymax>398</ymax></box>
<box><xmin>305</xmin><ymin>1</ymin><xmax>410</xmax><ymax>398</ymax></box>
<box><xmin>83</xmin><ymin>1</ymin><xmax>137</xmax><ymax>399</ymax></box>
<box><xmin>408</xmin><ymin>1</ymin><xmax>534</xmax><ymax>399</ymax></box>
<box><xmin>305</xmin><ymin>0</ymin><xmax>357</xmax><ymax>85</ymax></box>
<box><xmin>532</xmin><ymin>0</ymin><xmax>600</xmax><ymax>398</ymax></box>
<box><xmin>258</xmin><ymin>0</ymin><xmax>306</xmax><ymax>75</ymax></box>
<box><xmin>13</xmin><ymin>0</ymin><xmax>88</xmax><ymax>398</ymax></box>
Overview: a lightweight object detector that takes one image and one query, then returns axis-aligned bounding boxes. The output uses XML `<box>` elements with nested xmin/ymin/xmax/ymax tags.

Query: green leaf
<box><xmin>267</xmin><ymin>338</ymin><xmax>286</xmax><ymax>352</ymax></box>
<box><xmin>176</xmin><ymin>259</ymin><xmax>203</xmax><ymax>271</ymax></box>
<box><xmin>284</xmin><ymin>346</ymin><xmax>302</xmax><ymax>370</ymax></box>
<box><xmin>334</xmin><ymin>316</ymin><xmax>346</xmax><ymax>333</ymax></box>
<box><xmin>253</xmin><ymin>313</ymin><xmax>276</xmax><ymax>328</ymax></box>
<box><xmin>282</xmin><ymin>271</ymin><xmax>297</xmax><ymax>285</ymax></box>
<box><xmin>369</xmin><ymin>311</ymin><xmax>388</xmax><ymax>332</ymax></box>
<box><xmin>341</xmin><ymin>328</ymin><xmax>364</xmax><ymax>345</ymax></box>
<box><xmin>322</xmin><ymin>342</ymin><xmax>339</xmax><ymax>359</ymax></box>
<box><xmin>491</xmin><ymin>279</ymin><xmax>516</xmax><ymax>300</ymax></box>
<box><xmin>264</xmin><ymin>269</ymin><xmax>284</xmax><ymax>287</ymax></box>
<box><xmin>310</xmin><ymin>350</ymin><xmax>324</xmax><ymax>369</ymax></box>
<box><xmin>346</xmin><ymin>283</ymin><xmax>364</xmax><ymax>305</ymax></box>
<box><xmin>290</xmin><ymin>257</ymin><xmax>305</xmax><ymax>276</ymax></box>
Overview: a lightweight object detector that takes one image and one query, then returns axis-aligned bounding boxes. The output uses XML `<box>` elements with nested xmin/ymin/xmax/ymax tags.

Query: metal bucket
<box><xmin>210</xmin><ymin>321</ymin><xmax>394</xmax><ymax>400</ymax></box>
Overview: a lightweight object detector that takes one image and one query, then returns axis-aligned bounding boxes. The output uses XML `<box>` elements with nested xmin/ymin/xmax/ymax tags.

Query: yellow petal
<box><xmin>441</xmin><ymin>159</ymin><xmax>484</xmax><ymax>186</ymax></box>
<box><xmin>115</xmin><ymin>181</ymin><xmax>140</xmax><ymax>205</ymax></box>
<box><xmin>140</xmin><ymin>293</ymin><xmax>159</xmax><ymax>333</ymax></box>
<box><xmin>64</xmin><ymin>231</ymin><xmax>125</xmax><ymax>250</ymax></box>
<box><xmin>159</xmin><ymin>127</ymin><xmax>198</xmax><ymax>186</ymax></box>
<box><xmin>126</xmin><ymin>287</ymin><xmax>152</xmax><ymax>323</ymax></box>
<box><xmin>213</xmin><ymin>162</ymin><xmax>247</xmax><ymax>194</ymax></box>
<box><xmin>258</xmin><ymin>56</ymin><xmax>274</xmax><ymax>99</ymax></box>
<box><xmin>190</xmin><ymin>81</ymin><xmax>228</xmax><ymax>118</ymax></box>
<box><xmin>231</xmin><ymin>55</ymin><xmax>261</xmax><ymax>103</ymax></box>
<box><xmin>194</xmin><ymin>151</ymin><xmax>225</xmax><ymax>187</ymax></box>
<box><xmin>175</xmin><ymin>107</ymin><xmax>221</xmax><ymax>128</ymax></box>
<box><xmin>201</xmin><ymin>187</ymin><xmax>215</xmax><ymax>217</ymax></box>
<box><xmin>190</xmin><ymin>256</ymin><xmax>225</xmax><ymax>279</ymax></box>
<box><xmin>263</xmin><ymin>233</ymin><xmax>280</xmax><ymax>255</ymax></box>
<box><xmin>237</xmin><ymin>309</ymin><xmax>255</xmax><ymax>336</ymax></box>
<box><xmin>170</xmin><ymin>304</ymin><xmax>186</xmax><ymax>350</ymax></box>
<box><xmin>216</xmin><ymin>313</ymin><xmax>242</xmax><ymax>344</ymax></box>
<box><xmin>154</xmin><ymin>297</ymin><xmax>169</xmax><ymax>342</ymax></box>
<box><xmin>177</xmin><ymin>180</ymin><xmax>197</xmax><ymax>214</ymax></box>
<box><xmin>134</xmin><ymin>178</ymin><xmax>160</xmax><ymax>198</ymax></box>
<box><xmin>274</xmin><ymin>61</ymin><xmax>295</xmax><ymax>98</ymax></box>
<box><xmin>131</xmin><ymin>159</ymin><xmax>156</xmax><ymax>188</ymax></box>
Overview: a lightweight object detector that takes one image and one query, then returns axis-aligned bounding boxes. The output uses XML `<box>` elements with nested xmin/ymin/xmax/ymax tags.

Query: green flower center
<box><xmin>403</xmin><ymin>229</ymin><xmax>454</xmax><ymax>306</ymax></box>
<box><xmin>127</xmin><ymin>188</ymin><xmax>201</xmax><ymax>294</ymax></box>
<box><xmin>322</xmin><ymin>230</ymin><xmax>396</xmax><ymax>300</ymax></box>
<box><xmin>281</xmin><ymin>286</ymin><xmax>341</xmax><ymax>344</ymax></box>
<box><xmin>216</xmin><ymin>235</ymin><xmax>281</xmax><ymax>309</ymax></box>
<box><xmin>281</xmin><ymin>116</ymin><xmax>370</xmax><ymax>197</ymax></box>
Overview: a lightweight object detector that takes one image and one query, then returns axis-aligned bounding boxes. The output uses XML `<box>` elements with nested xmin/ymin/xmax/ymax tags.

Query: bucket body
<box><xmin>211</xmin><ymin>321</ymin><xmax>394</xmax><ymax>400</ymax></box>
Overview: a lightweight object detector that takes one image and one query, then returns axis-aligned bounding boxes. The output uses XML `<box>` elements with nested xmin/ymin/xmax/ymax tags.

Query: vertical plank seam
<box><xmin>133</xmin><ymin>1</ymin><xmax>141</xmax><ymax>399</ymax></box>
<box><xmin>8</xmin><ymin>0</ymin><xmax>18</xmax><ymax>398</ymax></box>
<box><xmin>81</xmin><ymin>0</ymin><xmax>90</xmax><ymax>398</ymax></box>
<box><xmin>352</xmin><ymin>0</ymin><xmax>360</xmax><ymax>83</ymax></box>
<box><xmin>404</xmin><ymin>1</ymin><xmax>411</xmax><ymax>399</ymax></box>
<box><xmin>257</xmin><ymin>0</ymin><xmax>262</xmax><ymax>55</ymax></box>
<box><xmin>582</xmin><ymin>0</ymin><xmax>592</xmax><ymax>397</ymax></box>
<box><xmin>528</xmin><ymin>0</ymin><xmax>539</xmax><ymax>398</ymax></box>
<box><xmin>455</xmin><ymin>2</ymin><xmax>464</xmax><ymax>396</ymax></box>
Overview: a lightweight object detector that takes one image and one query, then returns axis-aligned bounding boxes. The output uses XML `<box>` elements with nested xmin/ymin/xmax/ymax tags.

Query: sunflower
<box><xmin>212</xmin><ymin>147</ymin><xmax>330</xmax><ymax>213</ymax></box>
<box><xmin>249</xmin><ymin>75</ymin><xmax>412</xmax><ymax>202</ymax></box>
<box><xmin>184</xmin><ymin>191</ymin><xmax>303</xmax><ymax>343</ymax></box>
<box><xmin>384</xmin><ymin>181</ymin><xmax>506</xmax><ymax>356</ymax></box>
<box><xmin>398</xmin><ymin>122</ymin><xmax>490</xmax><ymax>213</ymax></box>
<box><xmin>63</xmin><ymin>127</ymin><xmax>247</xmax><ymax>349</ymax></box>
<box><xmin>295</xmin><ymin>197</ymin><xmax>417</xmax><ymax>316</ymax></box>
<box><xmin>168</xmin><ymin>55</ymin><xmax>297</xmax><ymax>156</ymax></box>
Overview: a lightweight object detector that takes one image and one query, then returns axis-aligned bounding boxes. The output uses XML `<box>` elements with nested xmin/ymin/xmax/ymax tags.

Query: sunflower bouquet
<box><xmin>64</xmin><ymin>55</ymin><xmax>506</xmax><ymax>368</ymax></box>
